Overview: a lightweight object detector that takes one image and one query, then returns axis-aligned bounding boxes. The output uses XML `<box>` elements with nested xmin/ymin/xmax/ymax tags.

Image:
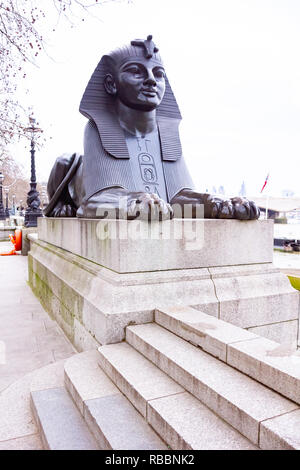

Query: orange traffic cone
<box><xmin>0</xmin><ymin>229</ymin><xmax>22</xmax><ymax>256</ymax></box>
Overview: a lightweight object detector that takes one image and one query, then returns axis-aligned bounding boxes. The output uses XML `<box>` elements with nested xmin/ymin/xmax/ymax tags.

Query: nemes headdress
<box><xmin>79</xmin><ymin>36</ymin><xmax>182</xmax><ymax>161</ymax></box>
<box><xmin>108</xmin><ymin>34</ymin><xmax>162</xmax><ymax>65</ymax></box>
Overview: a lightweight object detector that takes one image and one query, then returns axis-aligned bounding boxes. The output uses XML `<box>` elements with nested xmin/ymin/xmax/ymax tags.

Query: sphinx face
<box><xmin>114</xmin><ymin>58</ymin><xmax>166</xmax><ymax>111</ymax></box>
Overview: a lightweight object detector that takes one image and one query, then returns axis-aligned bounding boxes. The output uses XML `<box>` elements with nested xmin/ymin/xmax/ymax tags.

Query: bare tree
<box><xmin>1</xmin><ymin>154</ymin><xmax>29</xmax><ymax>206</ymax></box>
<box><xmin>0</xmin><ymin>0</ymin><xmax>125</xmax><ymax>160</ymax></box>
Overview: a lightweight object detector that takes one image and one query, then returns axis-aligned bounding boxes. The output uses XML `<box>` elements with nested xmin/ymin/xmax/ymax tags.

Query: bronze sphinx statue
<box><xmin>45</xmin><ymin>35</ymin><xmax>259</xmax><ymax>221</ymax></box>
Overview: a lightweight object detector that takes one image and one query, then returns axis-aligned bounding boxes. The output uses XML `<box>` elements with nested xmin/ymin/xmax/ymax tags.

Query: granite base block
<box><xmin>28</xmin><ymin>218</ymin><xmax>299</xmax><ymax>348</ymax></box>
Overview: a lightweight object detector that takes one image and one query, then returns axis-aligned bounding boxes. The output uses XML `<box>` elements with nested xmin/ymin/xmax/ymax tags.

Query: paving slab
<box><xmin>1</xmin><ymin>334</ymin><xmax>39</xmax><ymax>355</ymax></box>
<box><xmin>0</xmin><ymin>433</ymin><xmax>43</xmax><ymax>450</ymax></box>
<box><xmin>0</xmin><ymin>360</ymin><xmax>65</xmax><ymax>444</ymax></box>
<box><xmin>52</xmin><ymin>346</ymin><xmax>76</xmax><ymax>362</ymax></box>
<box><xmin>31</xmin><ymin>387</ymin><xmax>99</xmax><ymax>450</ymax></box>
<box><xmin>0</xmin><ymin>254</ymin><xmax>76</xmax><ymax>390</ymax></box>
<box><xmin>126</xmin><ymin>323</ymin><xmax>299</xmax><ymax>445</ymax></box>
<box><xmin>1</xmin><ymin>322</ymin><xmax>46</xmax><ymax>339</ymax></box>
<box><xmin>35</xmin><ymin>330</ymin><xmax>74</xmax><ymax>352</ymax></box>
<box><xmin>0</xmin><ymin>306</ymin><xmax>46</xmax><ymax>318</ymax></box>
<box><xmin>0</xmin><ymin>350</ymin><xmax>56</xmax><ymax>392</ymax></box>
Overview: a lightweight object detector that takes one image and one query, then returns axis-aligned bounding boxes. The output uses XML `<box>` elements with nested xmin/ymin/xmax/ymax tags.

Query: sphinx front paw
<box><xmin>128</xmin><ymin>193</ymin><xmax>173</xmax><ymax>221</ymax></box>
<box><xmin>51</xmin><ymin>202</ymin><xmax>76</xmax><ymax>217</ymax></box>
<box><xmin>211</xmin><ymin>197</ymin><xmax>260</xmax><ymax>220</ymax></box>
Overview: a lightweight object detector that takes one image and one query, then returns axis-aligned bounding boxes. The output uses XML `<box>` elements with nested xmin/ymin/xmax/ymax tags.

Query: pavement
<box><xmin>0</xmin><ymin>241</ymin><xmax>77</xmax><ymax>450</ymax></box>
<box><xmin>273</xmin><ymin>250</ymin><xmax>300</xmax><ymax>278</ymax></box>
<box><xmin>0</xmin><ymin>241</ymin><xmax>77</xmax><ymax>393</ymax></box>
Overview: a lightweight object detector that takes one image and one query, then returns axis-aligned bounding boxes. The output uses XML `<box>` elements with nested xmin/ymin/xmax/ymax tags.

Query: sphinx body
<box><xmin>45</xmin><ymin>36</ymin><xmax>259</xmax><ymax>221</ymax></box>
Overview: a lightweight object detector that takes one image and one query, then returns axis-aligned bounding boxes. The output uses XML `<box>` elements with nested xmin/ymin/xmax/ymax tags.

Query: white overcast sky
<box><xmin>12</xmin><ymin>0</ymin><xmax>300</xmax><ymax>197</ymax></box>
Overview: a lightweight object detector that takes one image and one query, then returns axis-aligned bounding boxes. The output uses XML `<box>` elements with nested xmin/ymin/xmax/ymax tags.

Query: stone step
<box><xmin>64</xmin><ymin>350</ymin><xmax>167</xmax><ymax>450</ymax></box>
<box><xmin>155</xmin><ymin>306</ymin><xmax>300</xmax><ymax>405</ymax></box>
<box><xmin>84</xmin><ymin>394</ymin><xmax>167</xmax><ymax>450</ymax></box>
<box><xmin>260</xmin><ymin>409</ymin><xmax>300</xmax><ymax>450</ymax></box>
<box><xmin>155</xmin><ymin>305</ymin><xmax>258</xmax><ymax>362</ymax></box>
<box><xmin>98</xmin><ymin>342</ymin><xmax>257</xmax><ymax>450</ymax></box>
<box><xmin>126</xmin><ymin>323</ymin><xmax>300</xmax><ymax>448</ymax></box>
<box><xmin>64</xmin><ymin>350</ymin><xmax>120</xmax><ymax>415</ymax></box>
<box><xmin>30</xmin><ymin>387</ymin><xmax>99</xmax><ymax>450</ymax></box>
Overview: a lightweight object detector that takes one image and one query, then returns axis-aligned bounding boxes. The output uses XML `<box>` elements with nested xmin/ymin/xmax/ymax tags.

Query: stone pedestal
<box><xmin>37</xmin><ymin>217</ymin><xmax>274</xmax><ymax>272</ymax></box>
<box><xmin>21</xmin><ymin>227</ymin><xmax>39</xmax><ymax>255</ymax></box>
<box><xmin>28</xmin><ymin>218</ymin><xmax>299</xmax><ymax>351</ymax></box>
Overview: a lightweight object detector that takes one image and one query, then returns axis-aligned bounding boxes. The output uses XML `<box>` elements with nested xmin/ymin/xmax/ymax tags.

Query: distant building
<box><xmin>239</xmin><ymin>181</ymin><xmax>247</xmax><ymax>197</ymax></box>
<box><xmin>282</xmin><ymin>189</ymin><xmax>295</xmax><ymax>198</ymax></box>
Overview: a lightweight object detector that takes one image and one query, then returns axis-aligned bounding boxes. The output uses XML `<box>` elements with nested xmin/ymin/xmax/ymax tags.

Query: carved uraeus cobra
<box><xmin>45</xmin><ymin>35</ymin><xmax>259</xmax><ymax>221</ymax></box>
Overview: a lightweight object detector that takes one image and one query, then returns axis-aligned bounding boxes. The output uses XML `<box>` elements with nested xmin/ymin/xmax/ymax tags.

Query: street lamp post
<box><xmin>4</xmin><ymin>188</ymin><xmax>10</xmax><ymax>218</ymax></box>
<box><xmin>12</xmin><ymin>194</ymin><xmax>16</xmax><ymax>216</ymax></box>
<box><xmin>24</xmin><ymin>117</ymin><xmax>43</xmax><ymax>227</ymax></box>
<box><xmin>0</xmin><ymin>171</ymin><xmax>6</xmax><ymax>220</ymax></box>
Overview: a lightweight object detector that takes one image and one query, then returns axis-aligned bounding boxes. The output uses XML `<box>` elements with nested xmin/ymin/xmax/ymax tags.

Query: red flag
<box><xmin>260</xmin><ymin>173</ymin><xmax>269</xmax><ymax>193</ymax></box>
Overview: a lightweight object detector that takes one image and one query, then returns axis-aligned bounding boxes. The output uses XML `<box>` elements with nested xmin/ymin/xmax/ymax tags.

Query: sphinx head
<box><xmin>80</xmin><ymin>35</ymin><xmax>182</xmax><ymax>139</ymax></box>
<box><xmin>103</xmin><ymin>36</ymin><xmax>166</xmax><ymax>112</ymax></box>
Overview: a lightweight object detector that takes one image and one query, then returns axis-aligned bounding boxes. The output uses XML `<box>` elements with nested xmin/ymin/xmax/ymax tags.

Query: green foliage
<box><xmin>274</xmin><ymin>218</ymin><xmax>288</xmax><ymax>224</ymax></box>
<box><xmin>288</xmin><ymin>276</ymin><xmax>300</xmax><ymax>291</ymax></box>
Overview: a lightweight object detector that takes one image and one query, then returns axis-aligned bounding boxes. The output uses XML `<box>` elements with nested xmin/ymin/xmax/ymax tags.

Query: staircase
<box><xmin>31</xmin><ymin>306</ymin><xmax>300</xmax><ymax>450</ymax></box>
